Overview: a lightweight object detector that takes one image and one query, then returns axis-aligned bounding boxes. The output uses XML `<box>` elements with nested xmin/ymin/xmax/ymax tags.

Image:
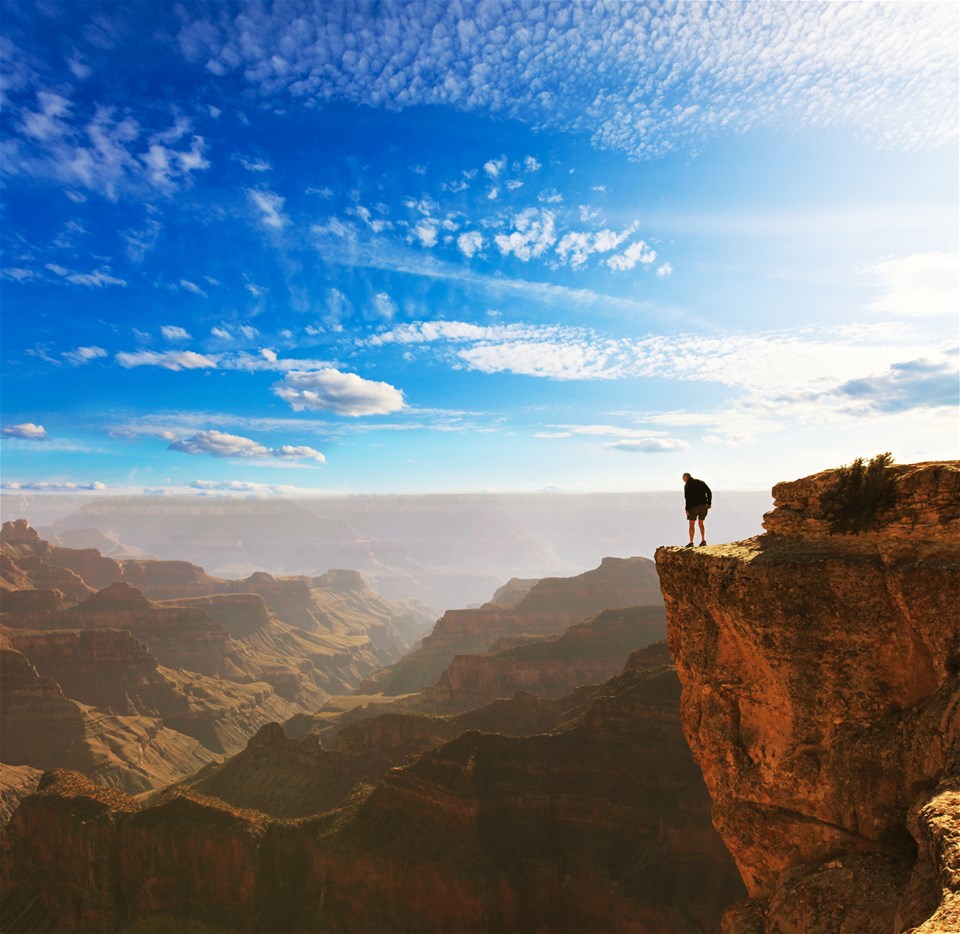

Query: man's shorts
<box><xmin>686</xmin><ymin>504</ymin><xmax>709</xmax><ymax>520</ymax></box>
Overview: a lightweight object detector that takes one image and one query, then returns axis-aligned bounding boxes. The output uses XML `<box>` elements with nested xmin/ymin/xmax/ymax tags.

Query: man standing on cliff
<box><xmin>682</xmin><ymin>472</ymin><xmax>712</xmax><ymax>547</ymax></box>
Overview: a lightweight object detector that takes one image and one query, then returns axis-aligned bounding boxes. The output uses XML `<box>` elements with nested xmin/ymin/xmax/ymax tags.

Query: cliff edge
<box><xmin>656</xmin><ymin>460</ymin><xmax>960</xmax><ymax>933</ymax></box>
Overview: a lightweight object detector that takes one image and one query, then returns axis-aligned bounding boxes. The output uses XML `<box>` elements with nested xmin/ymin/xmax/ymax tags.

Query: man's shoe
<box><xmin>698</xmin><ymin>541</ymin><xmax>707</xmax><ymax>547</ymax></box>
<box><xmin>684</xmin><ymin>542</ymin><xmax>695</xmax><ymax>547</ymax></box>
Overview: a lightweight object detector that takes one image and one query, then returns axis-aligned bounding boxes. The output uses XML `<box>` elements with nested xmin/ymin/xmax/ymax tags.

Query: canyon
<box><xmin>1</xmin><ymin>459</ymin><xmax>957</xmax><ymax>932</ymax></box>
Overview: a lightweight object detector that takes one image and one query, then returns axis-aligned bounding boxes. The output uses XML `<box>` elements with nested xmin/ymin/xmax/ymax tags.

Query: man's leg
<box><xmin>698</xmin><ymin>518</ymin><xmax>706</xmax><ymax>543</ymax></box>
<box><xmin>687</xmin><ymin>518</ymin><xmax>696</xmax><ymax>544</ymax></box>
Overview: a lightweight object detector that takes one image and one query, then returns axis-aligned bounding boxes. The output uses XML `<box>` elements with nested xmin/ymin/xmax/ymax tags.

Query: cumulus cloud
<box><xmin>457</xmin><ymin>230</ymin><xmax>484</xmax><ymax>258</ymax></box>
<box><xmin>494</xmin><ymin>208</ymin><xmax>557</xmax><ymax>261</ymax></box>
<box><xmin>62</xmin><ymin>345</ymin><xmax>107</xmax><ymax>365</ymax></box>
<box><xmin>413</xmin><ymin>220</ymin><xmax>439</xmax><ymax>247</ymax></box>
<box><xmin>483</xmin><ymin>155</ymin><xmax>506</xmax><ymax>177</ymax></box>
<box><xmin>833</xmin><ymin>354</ymin><xmax>959</xmax><ymax>413</ymax></box>
<box><xmin>2</xmin><ymin>422</ymin><xmax>48</xmax><ymax>440</ymax></box>
<box><xmin>865</xmin><ymin>251</ymin><xmax>959</xmax><ymax>317</ymax></box>
<box><xmin>168</xmin><ymin>429</ymin><xmax>325</xmax><ymax>462</ymax></box>
<box><xmin>524</xmin><ymin>156</ymin><xmax>541</xmax><ymax>172</ymax></box>
<box><xmin>607</xmin><ymin>240</ymin><xmax>657</xmax><ymax>271</ymax></box>
<box><xmin>161</xmin><ymin>325</ymin><xmax>191</xmax><ymax>340</ymax></box>
<box><xmin>656</xmin><ymin>262</ymin><xmax>673</xmax><ymax>278</ymax></box>
<box><xmin>272</xmin><ymin>368</ymin><xmax>405</xmax><ymax>416</ymax></box>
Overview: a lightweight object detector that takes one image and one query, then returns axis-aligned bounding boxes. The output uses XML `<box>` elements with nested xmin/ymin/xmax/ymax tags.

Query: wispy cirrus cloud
<box><xmin>7</xmin><ymin>87</ymin><xmax>210</xmax><ymax>198</ymax></box>
<box><xmin>44</xmin><ymin>262</ymin><xmax>126</xmax><ymax>287</ymax></box>
<box><xmin>248</xmin><ymin>188</ymin><xmax>288</xmax><ymax>229</ymax></box>
<box><xmin>62</xmin><ymin>345</ymin><xmax>107</xmax><ymax>365</ymax></box>
<box><xmin>864</xmin><ymin>251</ymin><xmax>959</xmax><ymax>318</ymax></box>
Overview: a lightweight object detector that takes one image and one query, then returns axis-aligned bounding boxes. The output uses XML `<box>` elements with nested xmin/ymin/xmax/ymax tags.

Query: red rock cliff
<box><xmin>655</xmin><ymin>460</ymin><xmax>960</xmax><ymax>933</ymax></box>
<box><xmin>366</xmin><ymin>555</ymin><xmax>663</xmax><ymax>695</ymax></box>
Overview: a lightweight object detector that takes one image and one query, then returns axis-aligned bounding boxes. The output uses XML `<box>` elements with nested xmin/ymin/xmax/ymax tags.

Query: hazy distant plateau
<box><xmin>0</xmin><ymin>491</ymin><xmax>772</xmax><ymax>609</ymax></box>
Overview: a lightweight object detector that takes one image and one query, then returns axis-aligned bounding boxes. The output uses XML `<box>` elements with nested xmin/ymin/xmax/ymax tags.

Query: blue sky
<box><xmin>1</xmin><ymin>1</ymin><xmax>957</xmax><ymax>496</ymax></box>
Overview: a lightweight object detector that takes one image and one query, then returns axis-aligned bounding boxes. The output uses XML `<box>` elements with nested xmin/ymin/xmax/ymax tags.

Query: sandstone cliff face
<box><xmin>0</xmin><ymin>636</ymin><xmax>217</xmax><ymax>793</ymax></box>
<box><xmin>0</xmin><ymin>647</ymin><xmax>744</xmax><ymax>933</ymax></box>
<box><xmin>416</xmin><ymin>604</ymin><xmax>666</xmax><ymax>712</ymax></box>
<box><xmin>655</xmin><ymin>460</ymin><xmax>960</xmax><ymax>933</ymax></box>
<box><xmin>365</xmin><ymin>555</ymin><xmax>663</xmax><ymax>696</ymax></box>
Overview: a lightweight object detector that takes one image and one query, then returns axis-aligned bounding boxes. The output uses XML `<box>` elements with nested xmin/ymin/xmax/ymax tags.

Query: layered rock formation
<box><xmin>363</xmin><ymin>555</ymin><xmax>663</xmax><ymax>695</ymax></box>
<box><xmin>0</xmin><ymin>646</ymin><xmax>744</xmax><ymax>932</ymax></box>
<box><xmin>0</xmin><ymin>633</ymin><xmax>216</xmax><ymax>793</ymax></box>
<box><xmin>656</xmin><ymin>460</ymin><xmax>960</xmax><ymax>932</ymax></box>
<box><xmin>416</xmin><ymin>604</ymin><xmax>666</xmax><ymax>712</ymax></box>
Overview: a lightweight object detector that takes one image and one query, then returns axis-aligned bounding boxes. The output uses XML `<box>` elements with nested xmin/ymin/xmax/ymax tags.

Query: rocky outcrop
<box><xmin>0</xmin><ymin>646</ymin><xmax>744</xmax><ymax>932</ymax></box>
<box><xmin>416</xmin><ymin>604</ymin><xmax>666</xmax><ymax>712</ymax></box>
<box><xmin>3</xmin><ymin>624</ymin><xmax>300</xmax><ymax>757</ymax></box>
<box><xmin>0</xmin><ymin>764</ymin><xmax>41</xmax><ymax>828</ymax></box>
<box><xmin>655</xmin><ymin>459</ymin><xmax>960</xmax><ymax>932</ymax></box>
<box><xmin>365</xmin><ymin>556</ymin><xmax>663</xmax><ymax>695</ymax></box>
<box><xmin>0</xmin><ymin>635</ymin><xmax>216</xmax><ymax>793</ymax></box>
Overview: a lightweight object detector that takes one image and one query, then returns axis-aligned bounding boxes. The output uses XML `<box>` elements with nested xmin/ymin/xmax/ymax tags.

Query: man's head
<box><xmin>682</xmin><ymin>472</ymin><xmax>691</xmax><ymax>482</ymax></box>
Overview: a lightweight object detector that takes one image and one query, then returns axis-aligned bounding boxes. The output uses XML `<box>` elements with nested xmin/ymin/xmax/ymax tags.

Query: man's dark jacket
<box><xmin>684</xmin><ymin>477</ymin><xmax>712</xmax><ymax>509</ymax></box>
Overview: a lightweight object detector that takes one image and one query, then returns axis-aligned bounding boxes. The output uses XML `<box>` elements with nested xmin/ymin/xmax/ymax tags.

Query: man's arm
<box><xmin>703</xmin><ymin>481</ymin><xmax>712</xmax><ymax>506</ymax></box>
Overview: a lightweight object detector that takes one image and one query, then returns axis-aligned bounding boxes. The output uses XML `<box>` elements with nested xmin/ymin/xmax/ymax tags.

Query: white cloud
<box><xmin>604</xmin><ymin>438</ymin><xmax>690</xmax><ymax>453</ymax></box>
<box><xmin>168</xmin><ymin>429</ymin><xmax>325</xmax><ymax>462</ymax></box>
<box><xmin>494</xmin><ymin>208</ymin><xmax>557</xmax><ymax>262</ymax></box>
<box><xmin>211</xmin><ymin>327</ymin><xmax>232</xmax><ymax>340</ymax></box>
<box><xmin>457</xmin><ymin>230</ymin><xmax>484</xmax><ymax>258</ymax></box>
<box><xmin>372</xmin><ymin>292</ymin><xmax>398</xmax><ymax>321</ymax></box>
<box><xmin>246</xmin><ymin>282</ymin><xmax>267</xmax><ymax>297</ymax></box>
<box><xmin>161</xmin><ymin>325</ymin><xmax>191</xmax><ymax>341</ymax></box>
<box><xmin>656</xmin><ymin>262</ymin><xmax>673</xmax><ymax>278</ymax></box>
<box><xmin>2</xmin><ymin>480</ymin><xmax>106</xmax><ymax>491</ymax></box>
<box><xmin>179</xmin><ymin>279</ymin><xmax>208</xmax><ymax>297</ymax></box>
<box><xmin>555</xmin><ymin>223</ymin><xmax>637</xmax><ymax>269</ymax></box>
<box><xmin>413</xmin><ymin>220</ymin><xmax>439</xmax><ymax>247</ymax></box>
<box><xmin>2</xmin><ymin>422</ymin><xmax>48</xmax><ymax>440</ymax></box>
<box><xmin>177</xmin><ymin>3</ymin><xmax>958</xmax><ymax>159</ymax></box>
<box><xmin>62</xmin><ymin>346</ymin><xmax>107</xmax><ymax>365</ymax></box>
<box><xmin>115</xmin><ymin>350</ymin><xmax>218</xmax><ymax>370</ymax></box>
<box><xmin>272</xmin><ymin>368</ymin><xmax>405</xmax><ymax>416</ymax></box>
<box><xmin>524</xmin><ymin>156</ymin><xmax>541</xmax><ymax>172</ymax></box>
<box><xmin>607</xmin><ymin>240</ymin><xmax>657</xmax><ymax>272</ymax></box>
<box><xmin>44</xmin><ymin>263</ymin><xmax>126</xmax><ymax>287</ymax></box>
<box><xmin>248</xmin><ymin>188</ymin><xmax>288</xmax><ymax>229</ymax></box>
<box><xmin>236</xmin><ymin>155</ymin><xmax>271</xmax><ymax>172</ymax></box>
<box><xmin>537</xmin><ymin>188</ymin><xmax>563</xmax><ymax>204</ymax></box>
<box><xmin>865</xmin><ymin>251</ymin><xmax>959</xmax><ymax>317</ymax></box>
<box><xmin>483</xmin><ymin>155</ymin><xmax>506</xmax><ymax>177</ymax></box>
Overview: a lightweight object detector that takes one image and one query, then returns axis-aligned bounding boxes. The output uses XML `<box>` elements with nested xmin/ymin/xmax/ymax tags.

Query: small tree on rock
<box><xmin>820</xmin><ymin>452</ymin><xmax>897</xmax><ymax>534</ymax></box>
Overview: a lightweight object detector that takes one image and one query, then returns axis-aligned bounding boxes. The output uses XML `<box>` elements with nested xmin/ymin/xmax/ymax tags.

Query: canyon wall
<box><xmin>0</xmin><ymin>646</ymin><xmax>744</xmax><ymax>933</ymax></box>
<box><xmin>655</xmin><ymin>460</ymin><xmax>960</xmax><ymax>933</ymax></box>
<box><xmin>363</xmin><ymin>555</ymin><xmax>663</xmax><ymax>695</ymax></box>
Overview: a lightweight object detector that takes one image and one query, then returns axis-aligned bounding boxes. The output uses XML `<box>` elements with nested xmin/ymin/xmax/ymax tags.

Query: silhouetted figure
<box><xmin>682</xmin><ymin>472</ymin><xmax>712</xmax><ymax>546</ymax></box>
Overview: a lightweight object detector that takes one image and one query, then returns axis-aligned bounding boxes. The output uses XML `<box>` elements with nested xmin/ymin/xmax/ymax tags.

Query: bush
<box><xmin>819</xmin><ymin>453</ymin><xmax>897</xmax><ymax>534</ymax></box>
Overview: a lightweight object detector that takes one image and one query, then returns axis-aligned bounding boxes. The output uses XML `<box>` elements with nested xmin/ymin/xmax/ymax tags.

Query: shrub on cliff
<box><xmin>820</xmin><ymin>452</ymin><xmax>897</xmax><ymax>533</ymax></box>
